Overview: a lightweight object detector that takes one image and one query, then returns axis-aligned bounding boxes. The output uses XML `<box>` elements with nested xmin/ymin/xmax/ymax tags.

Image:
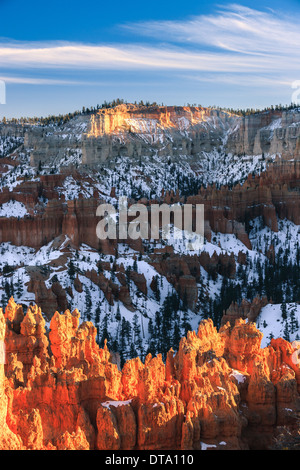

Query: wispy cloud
<box><xmin>181</xmin><ymin>73</ymin><xmax>292</xmax><ymax>88</ymax></box>
<box><xmin>0</xmin><ymin>42</ymin><xmax>291</xmax><ymax>72</ymax></box>
<box><xmin>0</xmin><ymin>5</ymin><xmax>299</xmax><ymax>86</ymax></box>
<box><xmin>0</xmin><ymin>76</ymin><xmax>87</xmax><ymax>85</ymax></box>
<box><xmin>124</xmin><ymin>4</ymin><xmax>300</xmax><ymax>56</ymax></box>
<box><xmin>0</xmin><ymin>75</ymin><xmax>164</xmax><ymax>87</ymax></box>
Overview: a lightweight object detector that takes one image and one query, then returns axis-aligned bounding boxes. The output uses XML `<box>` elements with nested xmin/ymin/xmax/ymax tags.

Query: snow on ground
<box><xmin>0</xmin><ymin>149</ymin><xmax>36</xmax><ymax>192</ymax></box>
<box><xmin>264</xmin><ymin>118</ymin><xmax>282</xmax><ymax>131</ymax></box>
<box><xmin>55</xmin><ymin>148</ymin><xmax>82</xmax><ymax>168</ymax></box>
<box><xmin>249</xmin><ymin>217</ymin><xmax>300</xmax><ymax>264</ymax></box>
<box><xmin>257</xmin><ymin>303</ymin><xmax>300</xmax><ymax>348</ymax></box>
<box><xmin>0</xmin><ymin>200</ymin><xmax>28</xmax><ymax>218</ymax></box>
<box><xmin>0</xmin><ymin>235</ymin><xmax>201</xmax><ymax>356</ymax></box>
<box><xmin>56</xmin><ymin>176</ymin><xmax>94</xmax><ymax>200</ymax></box>
<box><xmin>0</xmin><ymin>135</ymin><xmax>23</xmax><ymax>158</ymax></box>
<box><xmin>0</xmin><ymin>265</ymin><xmax>36</xmax><ymax>308</ymax></box>
<box><xmin>0</xmin><ymin>238</ymin><xmax>70</xmax><ymax>269</ymax></box>
<box><xmin>198</xmin><ymin>148</ymin><xmax>268</xmax><ymax>187</ymax></box>
<box><xmin>67</xmin><ymin>147</ymin><xmax>271</xmax><ymax>205</ymax></box>
<box><xmin>0</xmin><ymin>243</ymin><xmax>35</xmax><ymax>267</ymax></box>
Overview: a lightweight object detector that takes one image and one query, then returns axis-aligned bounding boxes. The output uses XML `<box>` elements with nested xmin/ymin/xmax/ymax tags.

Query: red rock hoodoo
<box><xmin>0</xmin><ymin>297</ymin><xmax>299</xmax><ymax>450</ymax></box>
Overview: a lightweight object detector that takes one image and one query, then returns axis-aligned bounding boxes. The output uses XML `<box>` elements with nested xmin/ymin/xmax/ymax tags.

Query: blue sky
<box><xmin>0</xmin><ymin>0</ymin><xmax>300</xmax><ymax>118</ymax></box>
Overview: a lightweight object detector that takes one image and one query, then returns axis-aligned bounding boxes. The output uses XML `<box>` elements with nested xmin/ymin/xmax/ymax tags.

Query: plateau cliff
<box><xmin>21</xmin><ymin>104</ymin><xmax>300</xmax><ymax>169</ymax></box>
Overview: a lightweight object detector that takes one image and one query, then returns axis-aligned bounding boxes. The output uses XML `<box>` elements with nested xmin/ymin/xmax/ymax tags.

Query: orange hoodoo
<box><xmin>0</xmin><ymin>296</ymin><xmax>299</xmax><ymax>450</ymax></box>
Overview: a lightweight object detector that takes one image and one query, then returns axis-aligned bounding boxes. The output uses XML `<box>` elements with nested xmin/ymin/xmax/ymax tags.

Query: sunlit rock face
<box><xmin>82</xmin><ymin>104</ymin><xmax>300</xmax><ymax>166</ymax></box>
<box><xmin>6</xmin><ymin>103</ymin><xmax>297</xmax><ymax>169</ymax></box>
<box><xmin>0</xmin><ymin>297</ymin><xmax>300</xmax><ymax>450</ymax></box>
<box><xmin>81</xmin><ymin>104</ymin><xmax>239</xmax><ymax>165</ymax></box>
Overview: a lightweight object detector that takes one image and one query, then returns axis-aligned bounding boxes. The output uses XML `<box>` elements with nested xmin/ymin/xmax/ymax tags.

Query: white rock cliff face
<box><xmin>226</xmin><ymin>110</ymin><xmax>300</xmax><ymax>157</ymax></box>
<box><xmin>22</xmin><ymin>105</ymin><xmax>300</xmax><ymax>170</ymax></box>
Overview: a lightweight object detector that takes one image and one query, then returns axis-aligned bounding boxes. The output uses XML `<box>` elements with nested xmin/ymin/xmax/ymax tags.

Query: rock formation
<box><xmin>226</xmin><ymin>109</ymin><xmax>300</xmax><ymax>157</ymax></box>
<box><xmin>0</xmin><ymin>297</ymin><xmax>299</xmax><ymax>450</ymax></box>
<box><xmin>22</xmin><ymin>104</ymin><xmax>299</xmax><ymax>169</ymax></box>
<box><xmin>81</xmin><ymin>104</ymin><xmax>238</xmax><ymax>166</ymax></box>
<box><xmin>221</xmin><ymin>296</ymin><xmax>269</xmax><ymax>326</ymax></box>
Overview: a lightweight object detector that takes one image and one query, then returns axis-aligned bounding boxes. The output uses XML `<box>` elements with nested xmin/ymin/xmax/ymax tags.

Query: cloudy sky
<box><xmin>0</xmin><ymin>0</ymin><xmax>299</xmax><ymax>117</ymax></box>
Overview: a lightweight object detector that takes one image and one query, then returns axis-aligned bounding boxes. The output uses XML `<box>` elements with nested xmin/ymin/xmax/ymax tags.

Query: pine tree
<box><xmin>130</xmin><ymin>342</ymin><xmax>138</xmax><ymax>358</ymax></box>
<box><xmin>133</xmin><ymin>258</ymin><xmax>138</xmax><ymax>272</ymax></box>
<box><xmin>152</xmin><ymin>276</ymin><xmax>161</xmax><ymax>303</ymax></box>
<box><xmin>132</xmin><ymin>314</ymin><xmax>140</xmax><ymax>343</ymax></box>
<box><xmin>283</xmin><ymin>320</ymin><xmax>290</xmax><ymax>342</ymax></box>
<box><xmin>16</xmin><ymin>275</ymin><xmax>23</xmax><ymax>298</ymax></box>
<box><xmin>100</xmin><ymin>314</ymin><xmax>111</xmax><ymax>348</ymax></box>
<box><xmin>173</xmin><ymin>321</ymin><xmax>181</xmax><ymax>350</ymax></box>
<box><xmin>290</xmin><ymin>306</ymin><xmax>298</xmax><ymax>334</ymax></box>
<box><xmin>146</xmin><ymin>339</ymin><xmax>157</xmax><ymax>357</ymax></box>
<box><xmin>281</xmin><ymin>302</ymin><xmax>287</xmax><ymax>320</ymax></box>
<box><xmin>95</xmin><ymin>303</ymin><xmax>101</xmax><ymax>341</ymax></box>
<box><xmin>116</xmin><ymin>303</ymin><xmax>121</xmax><ymax>322</ymax></box>
<box><xmin>154</xmin><ymin>310</ymin><xmax>162</xmax><ymax>351</ymax></box>
<box><xmin>85</xmin><ymin>286</ymin><xmax>92</xmax><ymax>321</ymax></box>
<box><xmin>148</xmin><ymin>318</ymin><xmax>154</xmax><ymax>338</ymax></box>
<box><xmin>132</xmin><ymin>314</ymin><xmax>143</xmax><ymax>354</ymax></box>
<box><xmin>120</xmin><ymin>317</ymin><xmax>127</xmax><ymax>351</ymax></box>
<box><xmin>68</xmin><ymin>259</ymin><xmax>76</xmax><ymax>281</ymax></box>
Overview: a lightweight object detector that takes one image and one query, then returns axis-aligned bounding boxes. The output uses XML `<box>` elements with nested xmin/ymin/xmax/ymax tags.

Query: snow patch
<box><xmin>0</xmin><ymin>200</ymin><xmax>28</xmax><ymax>218</ymax></box>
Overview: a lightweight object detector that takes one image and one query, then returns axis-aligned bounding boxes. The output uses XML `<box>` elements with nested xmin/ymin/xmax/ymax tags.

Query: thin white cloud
<box><xmin>180</xmin><ymin>73</ymin><xmax>292</xmax><ymax>88</ymax></box>
<box><xmin>124</xmin><ymin>4</ymin><xmax>300</xmax><ymax>56</ymax></box>
<box><xmin>0</xmin><ymin>76</ymin><xmax>85</xmax><ymax>85</ymax></box>
<box><xmin>0</xmin><ymin>5</ymin><xmax>299</xmax><ymax>86</ymax></box>
<box><xmin>0</xmin><ymin>41</ymin><xmax>297</xmax><ymax>74</ymax></box>
<box><xmin>0</xmin><ymin>75</ymin><xmax>165</xmax><ymax>87</ymax></box>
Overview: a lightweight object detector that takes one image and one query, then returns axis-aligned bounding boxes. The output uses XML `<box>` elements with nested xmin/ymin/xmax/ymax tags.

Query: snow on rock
<box><xmin>200</xmin><ymin>442</ymin><xmax>217</xmax><ymax>450</ymax></box>
<box><xmin>101</xmin><ymin>400</ymin><xmax>132</xmax><ymax>408</ymax></box>
<box><xmin>257</xmin><ymin>303</ymin><xmax>300</xmax><ymax>348</ymax></box>
<box><xmin>264</xmin><ymin>118</ymin><xmax>282</xmax><ymax>131</ymax></box>
<box><xmin>0</xmin><ymin>200</ymin><xmax>28</xmax><ymax>218</ymax></box>
<box><xmin>230</xmin><ymin>370</ymin><xmax>247</xmax><ymax>384</ymax></box>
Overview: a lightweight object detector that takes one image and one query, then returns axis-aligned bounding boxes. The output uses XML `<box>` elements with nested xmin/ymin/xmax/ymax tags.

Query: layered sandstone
<box><xmin>0</xmin><ymin>297</ymin><xmax>299</xmax><ymax>450</ymax></box>
<box><xmin>76</xmin><ymin>104</ymin><xmax>238</xmax><ymax>166</ymax></box>
<box><xmin>2</xmin><ymin>155</ymin><xmax>300</xmax><ymax>252</ymax></box>
<box><xmin>2</xmin><ymin>104</ymin><xmax>298</xmax><ymax>172</ymax></box>
<box><xmin>1</xmin><ymin>154</ymin><xmax>300</xmax><ymax>316</ymax></box>
<box><xmin>226</xmin><ymin>109</ymin><xmax>300</xmax><ymax>158</ymax></box>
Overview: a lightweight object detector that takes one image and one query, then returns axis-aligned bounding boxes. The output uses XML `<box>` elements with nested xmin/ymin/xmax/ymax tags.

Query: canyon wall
<box><xmin>5</xmin><ymin>104</ymin><xmax>299</xmax><ymax>169</ymax></box>
<box><xmin>226</xmin><ymin>110</ymin><xmax>300</xmax><ymax>157</ymax></box>
<box><xmin>2</xmin><ymin>156</ymin><xmax>300</xmax><ymax>252</ymax></box>
<box><xmin>1</xmin><ymin>156</ymin><xmax>300</xmax><ymax>314</ymax></box>
<box><xmin>81</xmin><ymin>105</ymin><xmax>238</xmax><ymax>166</ymax></box>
